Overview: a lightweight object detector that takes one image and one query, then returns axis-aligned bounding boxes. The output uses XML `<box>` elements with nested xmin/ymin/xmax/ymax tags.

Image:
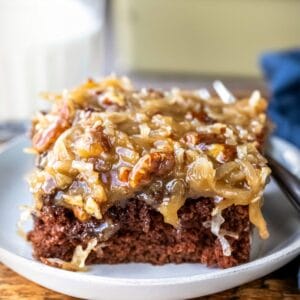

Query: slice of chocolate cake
<box><xmin>25</xmin><ymin>76</ymin><xmax>270</xmax><ymax>270</ymax></box>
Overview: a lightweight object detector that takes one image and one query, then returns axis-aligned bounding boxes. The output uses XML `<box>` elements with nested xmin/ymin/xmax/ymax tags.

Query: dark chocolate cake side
<box><xmin>28</xmin><ymin>198</ymin><xmax>250</xmax><ymax>269</ymax></box>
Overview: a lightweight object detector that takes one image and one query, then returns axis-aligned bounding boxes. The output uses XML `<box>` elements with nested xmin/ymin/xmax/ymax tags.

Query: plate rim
<box><xmin>0</xmin><ymin>135</ymin><xmax>299</xmax><ymax>286</ymax></box>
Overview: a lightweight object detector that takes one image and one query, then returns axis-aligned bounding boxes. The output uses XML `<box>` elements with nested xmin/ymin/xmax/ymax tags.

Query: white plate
<box><xmin>0</xmin><ymin>136</ymin><xmax>299</xmax><ymax>300</ymax></box>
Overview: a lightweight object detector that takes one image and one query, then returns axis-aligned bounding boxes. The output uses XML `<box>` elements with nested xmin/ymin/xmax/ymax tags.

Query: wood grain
<box><xmin>0</xmin><ymin>263</ymin><xmax>76</xmax><ymax>300</ymax></box>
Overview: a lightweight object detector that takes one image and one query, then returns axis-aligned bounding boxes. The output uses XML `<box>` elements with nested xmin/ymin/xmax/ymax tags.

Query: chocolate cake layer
<box><xmin>28</xmin><ymin>198</ymin><xmax>250</xmax><ymax>269</ymax></box>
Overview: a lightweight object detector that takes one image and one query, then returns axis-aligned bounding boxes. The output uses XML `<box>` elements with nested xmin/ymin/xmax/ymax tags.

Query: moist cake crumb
<box><xmin>28</xmin><ymin>198</ymin><xmax>250</xmax><ymax>268</ymax></box>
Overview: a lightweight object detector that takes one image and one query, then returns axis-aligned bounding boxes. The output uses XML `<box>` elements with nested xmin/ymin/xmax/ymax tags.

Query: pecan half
<box><xmin>129</xmin><ymin>152</ymin><xmax>175</xmax><ymax>188</ymax></box>
<box><xmin>32</xmin><ymin>102</ymin><xmax>71</xmax><ymax>152</ymax></box>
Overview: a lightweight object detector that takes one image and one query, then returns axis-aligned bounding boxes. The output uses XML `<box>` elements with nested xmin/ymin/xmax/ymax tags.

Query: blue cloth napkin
<box><xmin>260</xmin><ymin>49</ymin><xmax>300</xmax><ymax>148</ymax></box>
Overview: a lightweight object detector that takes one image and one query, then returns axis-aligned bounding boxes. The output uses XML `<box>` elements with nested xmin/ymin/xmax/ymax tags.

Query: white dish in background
<box><xmin>0</xmin><ymin>136</ymin><xmax>299</xmax><ymax>300</ymax></box>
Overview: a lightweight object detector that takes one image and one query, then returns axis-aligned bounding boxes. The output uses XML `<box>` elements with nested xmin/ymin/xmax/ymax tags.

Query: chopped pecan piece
<box><xmin>181</xmin><ymin>132</ymin><xmax>225</xmax><ymax>146</ymax></box>
<box><xmin>192</xmin><ymin>110</ymin><xmax>215</xmax><ymax>124</ymax></box>
<box><xmin>197</xmin><ymin>133</ymin><xmax>226</xmax><ymax>145</ymax></box>
<box><xmin>129</xmin><ymin>152</ymin><xmax>175</xmax><ymax>188</ymax></box>
<box><xmin>149</xmin><ymin>152</ymin><xmax>175</xmax><ymax>176</ymax></box>
<box><xmin>32</xmin><ymin>102</ymin><xmax>71</xmax><ymax>152</ymax></box>
<box><xmin>32</xmin><ymin>121</ymin><xmax>67</xmax><ymax>153</ymax></box>
<box><xmin>90</xmin><ymin>125</ymin><xmax>111</xmax><ymax>153</ymax></box>
<box><xmin>222</xmin><ymin>144</ymin><xmax>237</xmax><ymax>162</ymax></box>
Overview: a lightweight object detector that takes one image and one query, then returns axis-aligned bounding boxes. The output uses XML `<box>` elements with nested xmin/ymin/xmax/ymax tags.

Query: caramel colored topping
<box><xmin>28</xmin><ymin>76</ymin><xmax>270</xmax><ymax>238</ymax></box>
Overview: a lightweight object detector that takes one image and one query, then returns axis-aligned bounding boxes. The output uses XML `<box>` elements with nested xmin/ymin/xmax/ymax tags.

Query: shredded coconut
<box><xmin>45</xmin><ymin>238</ymin><xmax>98</xmax><ymax>271</ymax></box>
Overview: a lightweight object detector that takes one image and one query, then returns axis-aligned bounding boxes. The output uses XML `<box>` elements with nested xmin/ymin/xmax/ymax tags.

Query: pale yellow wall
<box><xmin>113</xmin><ymin>0</ymin><xmax>300</xmax><ymax>76</ymax></box>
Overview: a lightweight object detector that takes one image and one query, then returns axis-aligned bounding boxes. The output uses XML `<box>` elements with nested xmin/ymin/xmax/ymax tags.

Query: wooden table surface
<box><xmin>0</xmin><ymin>77</ymin><xmax>299</xmax><ymax>299</ymax></box>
